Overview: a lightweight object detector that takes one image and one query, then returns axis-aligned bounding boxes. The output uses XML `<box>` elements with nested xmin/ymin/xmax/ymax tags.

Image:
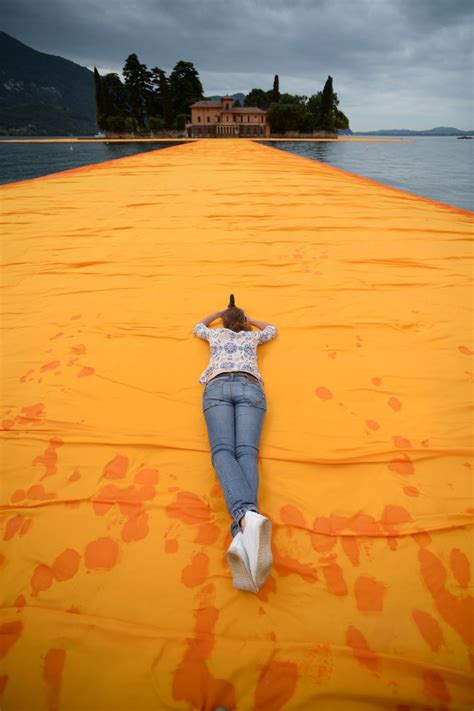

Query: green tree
<box><xmin>147</xmin><ymin>66</ymin><xmax>165</xmax><ymax>119</ymax></box>
<box><xmin>102</xmin><ymin>73</ymin><xmax>128</xmax><ymax>117</ymax></box>
<box><xmin>271</xmin><ymin>75</ymin><xmax>280</xmax><ymax>103</ymax></box>
<box><xmin>93</xmin><ymin>68</ymin><xmax>106</xmax><ymax>130</ymax></box>
<box><xmin>319</xmin><ymin>75</ymin><xmax>335</xmax><ymax>130</ymax></box>
<box><xmin>307</xmin><ymin>87</ymin><xmax>349</xmax><ymax>130</ymax></box>
<box><xmin>278</xmin><ymin>93</ymin><xmax>307</xmax><ymax>106</ymax></box>
<box><xmin>169</xmin><ymin>60</ymin><xmax>204</xmax><ymax>117</ymax></box>
<box><xmin>244</xmin><ymin>88</ymin><xmax>272</xmax><ymax>109</ymax></box>
<box><xmin>232</xmin><ymin>98</ymin><xmax>242</xmax><ymax>107</ymax></box>
<box><xmin>267</xmin><ymin>103</ymin><xmax>306</xmax><ymax>133</ymax></box>
<box><xmin>123</xmin><ymin>53</ymin><xmax>150</xmax><ymax>131</ymax></box>
<box><xmin>159</xmin><ymin>70</ymin><xmax>173</xmax><ymax>129</ymax></box>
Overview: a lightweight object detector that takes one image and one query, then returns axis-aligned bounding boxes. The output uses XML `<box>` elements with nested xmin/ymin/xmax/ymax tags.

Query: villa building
<box><xmin>188</xmin><ymin>95</ymin><xmax>270</xmax><ymax>138</ymax></box>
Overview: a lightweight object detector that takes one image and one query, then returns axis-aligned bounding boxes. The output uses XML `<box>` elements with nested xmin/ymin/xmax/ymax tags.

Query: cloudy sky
<box><xmin>3</xmin><ymin>0</ymin><xmax>473</xmax><ymax>130</ymax></box>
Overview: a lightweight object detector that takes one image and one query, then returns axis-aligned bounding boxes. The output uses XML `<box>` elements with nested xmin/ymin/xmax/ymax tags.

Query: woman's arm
<box><xmin>246</xmin><ymin>315</ymin><xmax>273</xmax><ymax>330</ymax></box>
<box><xmin>198</xmin><ymin>310</ymin><xmax>224</xmax><ymax>326</ymax></box>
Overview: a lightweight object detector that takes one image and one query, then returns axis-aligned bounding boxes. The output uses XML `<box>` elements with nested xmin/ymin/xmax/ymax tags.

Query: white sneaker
<box><xmin>226</xmin><ymin>531</ymin><xmax>258</xmax><ymax>593</ymax></box>
<box><xmin>240</xmin><ymin>511</ymin><xmax>273</xmax><ymax>588</ymax></box>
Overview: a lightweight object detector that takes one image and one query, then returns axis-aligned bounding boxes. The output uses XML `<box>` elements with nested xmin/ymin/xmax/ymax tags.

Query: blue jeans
<box><xmin>202</xmin><ymin>373</ymin><xmax>267</xmax><ymax>538</ymax></box>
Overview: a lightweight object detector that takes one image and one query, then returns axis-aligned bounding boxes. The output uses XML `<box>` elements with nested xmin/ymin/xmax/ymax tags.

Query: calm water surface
<box><xmin>261</xmin><ymin>135</ymin><xmax>473</xmax><ymax>212</ymax></box>
<box><xmin>0</xmin><ymin>137</ymin><xmax>187</xmax><ymax>185</ymax></box>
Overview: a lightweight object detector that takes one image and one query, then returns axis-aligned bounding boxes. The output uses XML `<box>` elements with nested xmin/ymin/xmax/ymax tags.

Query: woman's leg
<box><xmin>234</xmin><ymin>383</ymin><xmax>267</xmax><ymax>537</ymax></box>
<box><xmin>203</xmin><ymin>381</ymin><xmax>259</xmax><ymax>536</ymax></box>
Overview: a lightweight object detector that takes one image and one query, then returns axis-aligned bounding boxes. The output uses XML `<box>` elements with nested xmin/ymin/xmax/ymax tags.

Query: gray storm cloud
<box><xmin>2</xmin><ymin>0</ymin><xmax>473</xmax><ymax>130</ymax></box>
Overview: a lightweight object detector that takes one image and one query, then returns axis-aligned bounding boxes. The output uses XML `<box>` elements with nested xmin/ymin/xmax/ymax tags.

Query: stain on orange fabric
<box><xmin>4</xmin><ymin>515</ymin><xmax>25</xmax><ymax>541</ymax></box>
<box><xmin>71</xmin><ymin>344</ymin><xmax>86</xmax><ymax>355</ymax></box>
<box><xmin>341</xmin><ymin>537</ymin><xmax>360</xmax><ymax>566</ymax></box>
<box><xmin>449</xmin><ymin>548</ymin><xmax>470</xmax><ymax>588</ymax></box>
<box><xmin>102</xmin><ymin>454</ymin><xmax>128</xmax><ymax>480</ymax></box>
<box><xmin>403</xmin><ymin>486</ymin><xmax>420</xmax><ymax>497</ymax></box>
<box><xmin>26</xmin><ymin>484</ymin><xmax>56</xmax><ymax>500</ymax></box>
<box><xmin>33</xmin><ymin>438</ymin><xmax>63</xmax><ymax>480</ymax></box>
<box><xmin>366</xmin><ymin>419</ymin><xmax>380</xmax><ymax>430</ymax></box>
<box><xmin>346</xmin><ymin>626</ymin><xmax>381</xmax><ymax>676</ymax></box>
<box><xmin>388</xmin><ymin>454</ymin><xmax>415</xmax><ymax>476</ymax></box>
<box><xmin>256</xmin><ymin>574</ymin><xmax>277</xmax><ymax>602</ymax></box>
<box><xmin>388</xmin><ymin>397</ymin><xmax>402</xmax><ymax>411</ymax></box>
<box><xmin>0</xmin><ymin>621</ymin><xmax>23</xmax><ymax>658</ymax></box>
<box><xmin>315</xmin><ymin>386</ymin><xmax>333</xmax><ymax>401</ymax></box>
<box><xmin>280</xmin><ymin>504</ymin><xmax>306</xmax><ymax>530</ymax></box>
<box><xmin>18</xmin><ymin>403</ymin><xmax>45</xmax><ymax>421</ymax></box>
<box><xmin>254</xmin><ymin>660</ymin><xmax>299</xmax><ymax>711</ymax></box>
<box><xmin>122</xmin><ymin>511</ymin><xmax>149</xmax><ymax>542</ymax></box>
<box><xmin>18</xmin><ymin>517</ymin><xmax>31</xmax><ymax>536</ymax></box>
<box><xmin>418</xmin><ymin>547</ymin><xmax>474</xmax><ymax>646</ymax></box>
<box><xmin>354</xmin><ymin>575</ymin><xmax>387</xmax><ymax>612</ymax></box>
<box><xmin>84</xmin><ymin>537</ymin><xmax>119</xmax><ymax>571</ymax></box>
<box><xmin>134</xmin><ymin>467</ymin><xmax>159</xmax><ymax>485</ymax></box>
<box><xmin>31</xmin><ymin>564</ymin><xmax>55</xmax><ymax>596</ymax></box>
<box><xmin>181</xmin><ymin>552</ymin><xmax>209</xmax><ymax>587</ymax></box>
<box><xmin>273</xmin><ymin>550</ymin><xmax>317</xmax><ymax>583</ymax></box>
<box><xmin>166</xmin><ymin>490</ymin><xmax>210</xmax><ymax>525</ymax></box>
<box><xmin>194</xmin><ymin>522</ymin><xmax>220</xmax><ymax>544</ymax></box>
<box><xmin>322</xmin><ymin>562</ymin><xmax>348</xmax><ymax>596</ymax></box>
<box><xmin>412</xmin><ymin>610</ymin><xmax>444</xmax><ymax>652</ymax></box>
<box><xmin>40</xmin><ymin>360</ymin><xmax>60</xmax><ymax>373</ymax></box>
<box><xmin>51</xmin><ymin>549</ymin><xmax>81</xmax><ymax>581</ymax></box>
<box><xmin>393</xmin><ymin>435</ymin><xmax>413</xmax><ymax>448</ymax></box>
<box><xmin>42</xmin><ymin>648</ymin><xmax>66</xmax><ymax>711</ymax></box>
<box><xmin>165</xmin><ymin>539</ymin><xmax>178</xmax><ymax>554</ymax></box>
<box><xmin>172</xmin><ymin>584</ymin><xmax>235</xmax><ymax>710</ymax></box>
<box><xmin>421</xmin><ymin>668</ymin><xmax>451</xmax><ymax>704</ymax></box>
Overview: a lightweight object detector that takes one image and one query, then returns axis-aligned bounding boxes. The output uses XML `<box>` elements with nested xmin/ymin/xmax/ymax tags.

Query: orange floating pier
<box><xmin>1</xmin><ymin>138</ymin><xmax>473</xmax><ymax>710</ymax></box>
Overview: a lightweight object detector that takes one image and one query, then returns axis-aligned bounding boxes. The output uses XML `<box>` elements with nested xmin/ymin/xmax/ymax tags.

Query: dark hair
<box><xmin>222</xmin><ymin>306</ymin><xmax>252</xmax><ymax>332</ymax></box>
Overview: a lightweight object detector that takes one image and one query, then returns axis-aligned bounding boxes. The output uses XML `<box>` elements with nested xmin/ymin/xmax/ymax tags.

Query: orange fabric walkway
<box><xmin>1</xmin><ymin>138</ymin><xmax>473</xmax><ymax>710</ymax></box>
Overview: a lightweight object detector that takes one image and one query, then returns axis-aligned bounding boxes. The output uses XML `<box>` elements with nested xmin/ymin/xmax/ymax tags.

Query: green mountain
<box><xmin>0</xmin><ymin>31</ymin><xmax>97</xmax><ymax>136</ymax></box>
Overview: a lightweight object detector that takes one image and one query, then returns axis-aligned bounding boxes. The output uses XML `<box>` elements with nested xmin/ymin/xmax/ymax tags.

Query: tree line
<box><xmin>251</xmin><ymin>75</ymin><xmax>349</xmax><ymax>133</ymax></box>
<box><xmin>94</xmin><ymin>55</ymin><xmax>204</xmax><ymax>132</ymax></box>
<box><xmin>94</xmin><ymin>54</ymin><xmax>349</xmax><ymax>133</ymax></box>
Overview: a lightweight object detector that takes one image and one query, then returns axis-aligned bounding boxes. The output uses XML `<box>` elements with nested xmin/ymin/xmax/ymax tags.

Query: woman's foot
<box><xmin>240</xmin><ymin>511</ymin><xmax>273</xmax><ymax>588</ymax></box>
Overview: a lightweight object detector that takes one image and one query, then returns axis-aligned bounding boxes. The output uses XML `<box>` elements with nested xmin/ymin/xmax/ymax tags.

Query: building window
<box><xmin>198</xmin><ymin>116</ymin><xmax>201</xmax><ymax>123</ymax></box>
<box><xmin>207</xmin><ymin>116</ymin><xmax>210</xmax><ymax>123</ymax></box>
<box><xmin>247</xmin><ymin>116</ymin><xmax>249</xmax><ymax>122</ymax></box>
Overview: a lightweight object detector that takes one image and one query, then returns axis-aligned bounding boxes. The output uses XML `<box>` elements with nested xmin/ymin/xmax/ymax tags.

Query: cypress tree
<box><xmin>272</xmin><ymin>74</ymin><xmax>280</xmax><ymax>103</ymax></box>
<box><xmin>320</xmin><ymin>75</ymin><xmax>335</xmax><ymax>130</ymax></box>
<box><xmin>93</xmin><ymin>67</ymin><xmax>107</xmax><ymax>130</ymax></box>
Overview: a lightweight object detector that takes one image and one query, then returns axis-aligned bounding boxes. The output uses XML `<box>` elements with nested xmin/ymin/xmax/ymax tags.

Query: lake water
<box><xmin>261</xmin><ymin>135</ymin><xmax>473</xmax><ymax>212</ymax></box>
<box><xmin>0</xmin><ymin>138</ymin><xmax>186</xmax><ymax>186</ymax></box>
<box><xmin>0</xmin><ymin>135</ymin><xmax>472</xmax><ymax>212</ymax></box>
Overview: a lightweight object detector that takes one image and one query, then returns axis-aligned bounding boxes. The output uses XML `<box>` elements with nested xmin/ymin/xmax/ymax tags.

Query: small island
<box><xmin>95</xmin><ymin>54</ymin><xmax>349</xmax><ymax>139</ymax></box>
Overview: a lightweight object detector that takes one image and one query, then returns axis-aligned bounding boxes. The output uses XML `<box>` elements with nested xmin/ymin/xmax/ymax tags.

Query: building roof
<box><xmin>190</xmin><ymin>99</ymin><xmax>266</xmax><ymax>114</ymax></box>
<box><xmin>190</xmin><ymin>100</ymin><xmax>222</xmax><ymax>108</ymax></box>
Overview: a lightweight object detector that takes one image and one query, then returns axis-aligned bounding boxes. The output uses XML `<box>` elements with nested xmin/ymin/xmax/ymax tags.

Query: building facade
<box><xmin>188</xmin><ymin>95</ymin><xmax>270</xmax><ymax>138</ymax></box>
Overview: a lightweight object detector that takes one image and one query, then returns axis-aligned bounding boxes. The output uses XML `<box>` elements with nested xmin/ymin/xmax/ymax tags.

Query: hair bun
<box><xmin>228</xmin><ymin>294</ymin><xmax>236</xmax><ymax>308</ymax></box>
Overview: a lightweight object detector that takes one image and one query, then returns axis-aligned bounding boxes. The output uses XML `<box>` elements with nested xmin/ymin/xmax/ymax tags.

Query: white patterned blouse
<box><xmin>193</xmin><ymin>323</ymin><xmax>278</xmax><ymax>385</ymax></box>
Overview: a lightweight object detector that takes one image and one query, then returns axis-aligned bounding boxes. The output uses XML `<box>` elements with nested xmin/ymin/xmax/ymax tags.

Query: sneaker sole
<box><xmin>226</xmin><ymin>548</ymin><xmax>258</xmax><ymax>593</ymax></box>
<box><xmin>255</xmin><ymin>518</ymin><xmax>273</xmax><ymax>588</ymax></box>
